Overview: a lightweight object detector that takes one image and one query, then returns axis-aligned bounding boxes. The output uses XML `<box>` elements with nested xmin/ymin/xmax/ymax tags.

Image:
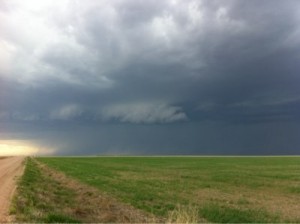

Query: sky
<box><xmin>0</xmin><ymin>0</ymin><xmax>300</xmax><ymax>155</ymax></box>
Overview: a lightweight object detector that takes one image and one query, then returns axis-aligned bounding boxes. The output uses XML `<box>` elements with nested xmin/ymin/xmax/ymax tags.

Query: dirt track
<box><xmin>0</xmin><ymin>157</ymin><xmax>25</xmax><ymax>222</ymax></box>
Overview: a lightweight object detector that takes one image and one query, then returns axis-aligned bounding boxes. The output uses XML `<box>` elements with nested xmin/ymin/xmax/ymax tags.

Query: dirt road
<box><xmin>0</xmin><ymin>157</ymin><xmax>25</xmax><ymax>222</ymax></box>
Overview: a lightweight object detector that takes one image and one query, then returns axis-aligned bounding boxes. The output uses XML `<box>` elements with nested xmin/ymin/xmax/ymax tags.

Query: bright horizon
<box><xmin>0</xmin><ymin>140</ymin><xmax>54</xmax><ymax>156</ymax></box>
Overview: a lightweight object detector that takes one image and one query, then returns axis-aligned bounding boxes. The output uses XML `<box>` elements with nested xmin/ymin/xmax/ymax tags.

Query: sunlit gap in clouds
<box><xmin>0</xmin><ymin>140</ymin><xmax>48</xmax><ymax>156</ymax></box>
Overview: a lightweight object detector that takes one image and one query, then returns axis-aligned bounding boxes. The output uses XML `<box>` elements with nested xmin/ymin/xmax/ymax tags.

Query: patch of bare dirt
<box><xmin>0</xmin><ymin>157</ymin><xmax>25</xmax><ymax>222</ymax></box>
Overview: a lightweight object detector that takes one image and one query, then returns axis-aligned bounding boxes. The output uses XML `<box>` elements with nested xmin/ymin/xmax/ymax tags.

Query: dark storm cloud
<box><xmin>1</xmin><ymin>0</ymin><xmax>300</xmax><ymax>154</ymax></box>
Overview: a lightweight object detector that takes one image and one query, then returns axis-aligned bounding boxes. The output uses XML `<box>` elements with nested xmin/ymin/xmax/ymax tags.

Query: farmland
<box><xmin>13</xmin><ymin>156</ymin><xmax>300</xmax><ymax>223</ymax></box>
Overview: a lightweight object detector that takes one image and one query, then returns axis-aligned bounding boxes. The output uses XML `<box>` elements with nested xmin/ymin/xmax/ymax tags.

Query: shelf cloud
<box><xmin>101</xmin><ymin>102</ymin><xmax>188</xmax><ymax>124</ymax></box>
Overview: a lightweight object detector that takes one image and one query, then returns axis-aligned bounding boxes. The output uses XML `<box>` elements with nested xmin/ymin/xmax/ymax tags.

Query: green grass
<box><xmin>200</xmin><ymin>203</ymin><xmax>278</xmax><ymax>223</ymax></box>
<box><xmin>12</xmin><ymin>158</ymin><xmax>81</xmax><ymax>223</ymax></box>
<box><xmin>37</xmin><ymin>156</ymin><xmax>300</xmax><ymax>222</ymax></box>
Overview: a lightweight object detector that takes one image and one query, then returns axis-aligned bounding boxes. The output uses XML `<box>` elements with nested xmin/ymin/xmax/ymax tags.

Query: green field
<box><xmin>34</xmin><ymin>156</ymin><xmax>300</xmax><ymax>223</ymax></box>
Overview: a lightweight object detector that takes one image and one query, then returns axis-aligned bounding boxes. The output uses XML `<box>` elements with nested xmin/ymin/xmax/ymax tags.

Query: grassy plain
<box><xmin>36</xmin><ymin>156</ymin><xmax>300</xmax><ymax>223</ymax></box>
<box><xmin>12</xmin><ymin>158</ymin><xmax>153</xmax><ymax>223</ymax></box>
<box><xmin>11</xmin><ymin>158</ymin><xmax>80</xmax><ymax>223</ymax></box>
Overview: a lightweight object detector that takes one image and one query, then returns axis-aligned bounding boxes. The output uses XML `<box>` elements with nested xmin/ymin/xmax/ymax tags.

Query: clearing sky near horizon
<box><xmin>0</xmin><ymin>0</ymin><xmax>300</xmax><ymax>155</ymax></box>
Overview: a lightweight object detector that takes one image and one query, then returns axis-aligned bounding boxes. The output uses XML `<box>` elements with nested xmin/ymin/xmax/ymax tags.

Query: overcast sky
<box><xmin>1</xmin><ymin>0</ymin><xmax>300</xmax><ymax>155</ymax></box>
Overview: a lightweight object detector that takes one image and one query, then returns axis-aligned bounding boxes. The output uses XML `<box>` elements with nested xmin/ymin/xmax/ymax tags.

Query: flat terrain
<box><xmin>12</xmin><ymin>158</ymin><xmax>156</xmax><ymax>223</ymax></box>
<box><xmin>0</xmin><ymin>157</ymin><xmax>24</xmax><ymax>222</ymax></box>
<box><xmin>37</xmin><ymin>156</ymin><xmax>300</xmax><ymax>223</ymax></box>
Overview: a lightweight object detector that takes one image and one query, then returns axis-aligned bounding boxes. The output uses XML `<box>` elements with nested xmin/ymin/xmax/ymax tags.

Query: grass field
<box><xmin>33</xmin><ymin>156</ymin><xmax>300</xmax><ymax>223</ymax></box>
<box><xmin>12</xmin><ymin>158</ymin><xmax>153</xmax><ymax>223</ymax></box>
<box><xmin>11</xmin><ymin>158</ymin><xmax>81</xmax><ymax>223</ymax></box>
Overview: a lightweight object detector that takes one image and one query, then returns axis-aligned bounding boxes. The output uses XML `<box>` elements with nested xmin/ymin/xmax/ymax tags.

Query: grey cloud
<box><xmin>3</xmin><ymin>121</ymin><xmax>300</xmax><ymax>156</ymax></box>
<box><xmin>102</xmin><ymin>102</ymin><xmax>187</xmax><ymax>124</ymax></box>
<box><xmin>50</xmin><ymin>104</ymin><xmax>84</xmax><ymax>120</ymax></box>
<box><xmin>0</xmin><ymin>0</ymin><xmax>300</xmax><ymax>155</ymax></box>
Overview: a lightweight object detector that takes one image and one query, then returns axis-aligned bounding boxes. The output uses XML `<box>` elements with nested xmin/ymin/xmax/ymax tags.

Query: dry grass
<box><xmin>167</xmin><ymin>204</ymin><xmax>206</xmax><ymax>223</ymax></box>
<box><xmin>192</xmin><ymin>186</ymin><xmax>300</xmax><ymax>222</ymax></box>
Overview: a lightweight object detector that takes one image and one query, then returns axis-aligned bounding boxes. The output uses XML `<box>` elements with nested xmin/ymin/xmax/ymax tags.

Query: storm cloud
<box><xmin>0</xmin><ymin>0</ymin><xmax>300</xmax><ymax>155</ymax></box>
